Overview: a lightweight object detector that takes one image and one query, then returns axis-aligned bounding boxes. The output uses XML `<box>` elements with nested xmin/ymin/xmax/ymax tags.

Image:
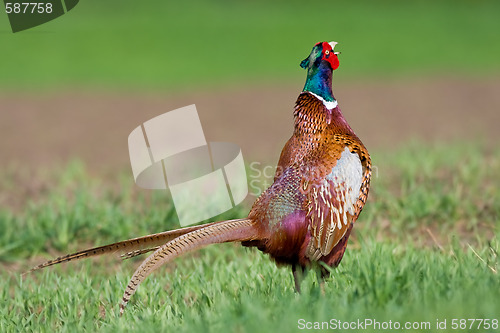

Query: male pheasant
<box><xmin>29</xmin><ymin>41</ymin><xmax>371</xmax><ymax>315</ymax></box>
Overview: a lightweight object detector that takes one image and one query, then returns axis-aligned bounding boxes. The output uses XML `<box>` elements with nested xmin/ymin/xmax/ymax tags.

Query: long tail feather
<box><xmin>120</xmin><ymin>218</ymin><xmax>258</xmax><ymax>315</ymax></box>
<box><xmin>26</xmin><ymin>222</ymin><xmax>218</xmax><ymax>274</ymax></box>
<box><xmin>121</xmin><ymin>247</ymin><xmax>160</xmax><ymax>260</ymax></box>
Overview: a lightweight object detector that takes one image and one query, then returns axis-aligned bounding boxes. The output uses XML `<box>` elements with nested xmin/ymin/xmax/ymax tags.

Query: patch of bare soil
<box><xmin>0</xmin><ymin>77</ymin><xmax>498</xmax><ymax>175</ymax></box>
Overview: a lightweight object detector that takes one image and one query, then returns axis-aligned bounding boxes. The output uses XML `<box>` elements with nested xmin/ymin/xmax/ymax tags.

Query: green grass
<box><xmin>1</xmin><ymin>141</ymin><xmax>499</xmax><ymax>332</ymax></box>
<box><xmin>1</xmin><ymin>0</ymin><xmax>500</xmax><ymax>92</ymax></box>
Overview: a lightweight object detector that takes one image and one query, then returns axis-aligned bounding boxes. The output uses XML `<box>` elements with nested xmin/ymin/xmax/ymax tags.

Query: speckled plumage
<box><xmin>245</xmin><ymin>92</ymin><xmax>371</xmax><ymax>269</ymax></box>
<box><xmin>30</xmin><ymin>41</ymin><xmax>371</xmax><ymax>314</ymax></box>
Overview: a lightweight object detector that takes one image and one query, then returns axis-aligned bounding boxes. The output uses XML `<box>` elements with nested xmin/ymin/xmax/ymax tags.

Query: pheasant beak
<box><xmin>329</xmin><ymin>41</ymin><xmax>341</xmax><ymax>55</ymax></box>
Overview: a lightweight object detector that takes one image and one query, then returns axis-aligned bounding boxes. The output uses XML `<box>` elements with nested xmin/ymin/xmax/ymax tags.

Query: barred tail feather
<box><xmin>120</xmin><ymin>218</ymin><xmax>258</xmax><ymax>315</ymax></box>
<box><xmin>121</xmin><ymin>247</ymin><xmax>161</xmax><ymax>260</ymax></box>
<box><xmin>26</xmin><ymin>222</ymin><xmax>218</xmax><ymax>274</ymax></box>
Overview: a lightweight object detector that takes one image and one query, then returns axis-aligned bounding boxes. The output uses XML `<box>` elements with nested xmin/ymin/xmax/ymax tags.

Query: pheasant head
<box><xmin>300</xmin><ymin>41</ymin><xmax>340</xmax><ymax>104</ymax></box>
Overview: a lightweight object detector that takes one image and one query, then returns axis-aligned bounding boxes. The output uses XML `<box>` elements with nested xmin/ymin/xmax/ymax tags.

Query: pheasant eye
<box><xmin>325</xmin><ymin>50</ymin><xmax>330</xmax><ymax>55</ymax></box>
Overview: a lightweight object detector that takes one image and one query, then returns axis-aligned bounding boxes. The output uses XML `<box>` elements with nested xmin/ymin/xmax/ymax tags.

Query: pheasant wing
<box><xmin>304</xmin><ymin>147</ymin><xmax>364</xmax><ymax>261</ymax></box>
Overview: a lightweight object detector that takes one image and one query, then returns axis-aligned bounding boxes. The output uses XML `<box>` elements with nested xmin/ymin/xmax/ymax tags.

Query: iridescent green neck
<box><xmin>302</xmin><ymin>62</ymin><xmax>335</xmax><ymax>102</ymax></box>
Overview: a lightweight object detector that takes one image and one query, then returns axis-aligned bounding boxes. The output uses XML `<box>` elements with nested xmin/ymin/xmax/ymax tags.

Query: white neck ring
<box><xmin>307</xmin><ymin>91</ymin><xmax>338</xmax><ymax>110</ymax></box>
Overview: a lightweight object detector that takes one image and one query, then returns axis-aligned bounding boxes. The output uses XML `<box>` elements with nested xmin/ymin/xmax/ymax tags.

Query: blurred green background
<box><xmin>1</xmin><ymin>0</ymin><xmax>499</xmax><ymax>91</ymax></box>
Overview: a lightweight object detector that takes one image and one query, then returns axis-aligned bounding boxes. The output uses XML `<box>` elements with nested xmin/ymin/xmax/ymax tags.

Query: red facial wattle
<box><xmin>320</xmin><ymin>41</ymin><xmax>340</xmax><ymax>70</ymax></box>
